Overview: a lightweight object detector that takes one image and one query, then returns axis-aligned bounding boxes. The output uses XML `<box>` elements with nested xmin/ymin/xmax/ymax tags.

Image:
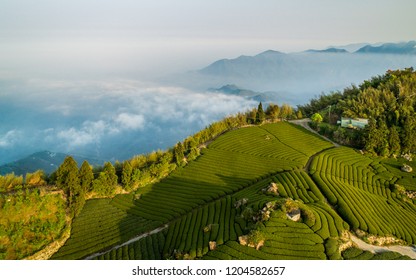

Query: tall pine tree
<box><xmin>174</xmin><ymin>142</ymin><xmax>185</xmax><ymax>166</ymax></box>
<box><xmin>79</xmin><ymin>161</ymin><xmax>94</xmax><ymax>193</ymax></box>
<box><xmin>255</xmin><ymin>102</ymin><xmax>265</xmax><ymax>124</ymax></box>
<box><xmin>56</xmin><ymin>156</ymin><xmax>82</xmax><ymax>217</ymax></box>
<box><xmin>121</xmin><ymin>161</ymin><xmax>133</xmax><ymax>190</ymax></box>
<box><xmin>103</xmin><ymin>162</ymin><xmax>118</xmax><ymax>187</ymax></box>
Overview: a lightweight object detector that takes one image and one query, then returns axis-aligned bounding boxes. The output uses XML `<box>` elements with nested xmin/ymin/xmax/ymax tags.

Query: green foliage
<box><xmin>311</xmin><ymin>147</ymin><xmax>416</xmax><ymax>243</ymax></box>
<box><xmin>51</xmin><ymin>198</ymin><xmax>161</xmax><ymax>259</ymax></box>
<box><xmin>297</xmin><ymin>68</ymin><xmax>416</xmax><ymax>156</ymax></box>
<box><xmin>324</xmin><ymin>238</ymin><xmax>341</xmax><ymax>260</ymax></box>
<box><xmin>0</xmin><ymin>190</ymin><xmax>66</xmax><ymax>259</ymax></box>
<box><xmin>265</xmin><ymin>103</ymin><xmax>280</xmax><ymax>120</ymax></box>
<box><xmin>255</xmin><ymin>102</ymin><xmax>265</xmax><ymax>124</ymax></box>
<box><xmin>203</xmin><ymin>216</ymin><xmax>326</xmax><ymax>260</ymax></box>
<box><xmin>25</xmin><ymin>170</ymin><xmax>47</xmax><ymax>186</ymax></box>
<box><xmin>341</xmin><ymin>247</ymin><xmax>363</xmax><ymax>259</ymax></box>
<box><xmin>79</xmin><ymin>161</ymin><xmax>93</xmax><ymax>193</ymax></box>
<box><xmin>56</xmin><ymin>156</ymin><xmax>79</xmax><ymax>194</ymax></box>
<box><xmin>56</xmin><ymin>156</ymin><xmax>84</xmax><ymax>217</ymax></box>
<box><xmin>121</xmin><ymin>161</ymin><xmax>133</xmax><ymax>190</ymax></box>
<box><xmin>311</xmin><ymin>113</ymin><xmax>323</xmax><ymax>124</ymax></box>
<box><xmin>92</xmin><ymin>162</ymin><xmax>119</xmax><ymax>197</ymax></box>
<box><xmin>173</xmin><ymin>142</ymin><xmax>185</xmax><ymax>166</ymax></box>
<box><xmin>341</xmin><ymin>247</ymin><xmax>410</xmax><ymax>260</ymax></box>
<box><xmin>93</xmin><ymin>173</ymin><xmax>115</xmax><ymax>196</ymax></box>
<box><xmin>103</xmin><ymin>162</ymin><xmax>118</xmax><ymax>187</ymax></box>
<box><xmin>0</xmin><ymin>173</ymin><xmax>23</xmax><ymax>192</ymax></box>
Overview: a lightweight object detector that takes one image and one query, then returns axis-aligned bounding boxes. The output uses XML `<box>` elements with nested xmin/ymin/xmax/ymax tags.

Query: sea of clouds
<box><xmin>0</xmin><ymin>78</ymin><xmax>256</xmax><ymax>164</ymax></box>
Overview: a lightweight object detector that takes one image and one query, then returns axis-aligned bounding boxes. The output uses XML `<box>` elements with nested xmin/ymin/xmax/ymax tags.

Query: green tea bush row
<box><xmin>95</xmin><ymin>230</ymin><xmax>167</xmax><ymax>260</ymax></box>
<box><xmin>312</xmin><ymin>147</ymin><xmax>416</xmax><ymax>244</ymax></box>
<box><xmin>52</xmin><ymin>199</ymin><xmax>158</xmax><ymax>259</ymax></box>
<box><xmin>160</xmin><ymin>196</ymin><xmax>238</xmax><ymax>259</ymax></box>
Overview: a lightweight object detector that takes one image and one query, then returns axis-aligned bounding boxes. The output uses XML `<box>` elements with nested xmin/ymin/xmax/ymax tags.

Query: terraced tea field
<box><xmin>52</xmin><ymin>122</ymin><xmax>416</xmax><ymax>260</ymax></box>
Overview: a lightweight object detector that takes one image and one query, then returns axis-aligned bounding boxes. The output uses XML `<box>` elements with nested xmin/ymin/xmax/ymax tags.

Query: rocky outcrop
<box><xmin>286</xmin><ymin>208</ymin><xmax>301</xmax><ymax>222</ymax></box>
<box><xmin>234</xmin><ymin>198</ymin><xmax>248</xmax><ymax>209</ymax></box>
<box><xmin>238</xmin><ymin>235</ymin><xmax>264</xmax><ymax>250</ymax></box>
<box><xmin>262</xmin><ymin>182</ymin><xmax>279</xmax><ymax>196</ymax></box>
<box><xmin>209</xmin><ymin>241</ymin><xmax>217</xmax><ymax>251</ymax></box>
<box><xmin>401</xmin><ymin>164</ymin><xmax>413</xmax><ymax>173</ymax></box>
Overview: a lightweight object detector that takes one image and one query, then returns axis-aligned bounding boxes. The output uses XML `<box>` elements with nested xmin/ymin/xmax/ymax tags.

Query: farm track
<box><xmin>84</xmin><ymin>224</ymin><xmax>169</xmax><ymax>260</ymax></box>
<box><xmin>289</xmin><ymin>119</ymin><xmax>340</xmax><ymax>147</ymax></box>
<box><xmin>350</xmin><ymin>234</ymin><xmax>416</xmax><ymax>259</ymax></box>
<box><xmin>287</xmin><ymin>118</ymin><xmax>337</xmax><ymax>172</ymax></box>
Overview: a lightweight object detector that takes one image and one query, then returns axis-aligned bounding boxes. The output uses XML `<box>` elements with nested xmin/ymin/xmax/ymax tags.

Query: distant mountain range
<box><xmin>356</xmin><ymin>41</ymin><xmax>416</xmax><ymax>54</ymax></box>
<box><xmin>306</xmin><ymin>47</ymin><xmax>348</xmax><ymax>53</ymax></box>
<box><xmin>0</xmin><ymin>151</ymin><xmax>104</xmax><ymax>176</ymax></box>
<box><xmin>187</xmin><ymin>41</ymin><xmax>416</xmax><ymax>105</ymax></box>
<box><xmin>310</xmin><ymin>41</ymin><xmax>416</xmax><ymax>54</ymax></box>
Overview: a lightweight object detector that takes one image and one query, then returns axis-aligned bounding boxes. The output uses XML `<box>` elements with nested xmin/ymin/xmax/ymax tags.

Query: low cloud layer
<box><xmin>0</xmin><ymin>130</ymin><xmax>21</xmax><ymax>148</ymax></box>
<box><xmin>0</xmin><ymin>79</ymin><xmax>256</xmax><ymax>164</ymax></box>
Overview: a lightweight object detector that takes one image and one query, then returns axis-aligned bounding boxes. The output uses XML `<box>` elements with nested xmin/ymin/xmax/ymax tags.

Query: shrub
<box><xmin>341</xmin><ymin>247</ymin><xmax>363</xmax><ymax>259</ymax></box>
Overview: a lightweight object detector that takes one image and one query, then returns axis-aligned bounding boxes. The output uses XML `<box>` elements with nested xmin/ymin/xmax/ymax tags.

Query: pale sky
<box><xmin>1</xmin><ymin>0</ymin><xmax>416</xmax><ymax>78</ymax></box>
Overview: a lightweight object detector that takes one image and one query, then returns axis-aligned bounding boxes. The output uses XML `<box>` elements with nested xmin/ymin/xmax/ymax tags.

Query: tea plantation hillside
<box><xmin>51</xmin><ymin>122</ymin><xmax>416</xmax><ymax>260</ymax></box>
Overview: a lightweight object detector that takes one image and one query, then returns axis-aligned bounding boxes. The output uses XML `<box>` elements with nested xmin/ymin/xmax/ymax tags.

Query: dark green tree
<box><xmin>92</xmin><ymin>172</ymin><xmax>112</xmax><ymax>196</ymax></box>
<box><xmin>389</xmin><ymin>126</ymin><xmax>401</xmax><ymax>156</ymax></box>
<box><xmin>79</xmin><ymin>161</ymin><xmax>94</xmax><ymax>193</ymax></box>
<box><xmin>402</xmin><ymin>115</ymin><xmax>416</xmax><ymax>153</ymax></box>
<box><xmin>364</xmin><ymin>118</ymin><xmax>378</xmax><ymax>154</ymax></box>
<box><xmin>56</xmin><ymin>156</ymin><xmax>82</xmax><ymax>217</ymax></box>
<box><xmin>121</xmin><ymin>161</ymin><xmax>133</xmax><ymax>190</ymax></box>
<box><xmin>174</xmin><ymin>142</ymin><xmax>185</xmax><ymax>166</ymax></box>
<box><xmin>92</xmin><ymin>162</ymin><xmax>118</xmax><ymax>196</ymax></box>
<box><xmin>377</xmin><ymin>120</ymin><xmax>390</xmax><ymax>156</ymax></box>
<box><xmin>103</xmin><ymin>162</ymin><xmax>118</xmax><ymax>187</ymax></box>
<box><xmin>255</xmin><ymin>102</ymin><xmax>265</xmax><ymax>124</ymax></box>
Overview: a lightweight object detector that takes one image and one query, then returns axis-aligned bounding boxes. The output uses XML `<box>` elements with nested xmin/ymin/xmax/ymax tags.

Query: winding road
<box><xmin>289</xmin><ymin>118</ymin><xmax>340</xmax><ymax>147</ymax></box>
<box><xmin>350</xmin><ymin>234</ymin><xmax>416</xmax><ymax>259</ymax></box>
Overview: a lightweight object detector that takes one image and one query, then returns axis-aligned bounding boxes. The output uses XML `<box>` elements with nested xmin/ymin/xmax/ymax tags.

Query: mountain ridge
<box><xmin>356</xmin><ymin>41</ymin><xmax>416</xmax><ymax>54</ymax></box>
<box><xmin>195</xmin><ymin>41</ymin><xmax>416</xmax><ymax>104</ymax></box>
<box><xmin>0</xmin><ymin>150</ymin><xmax>104</xmax><ymax>176</ymax></box>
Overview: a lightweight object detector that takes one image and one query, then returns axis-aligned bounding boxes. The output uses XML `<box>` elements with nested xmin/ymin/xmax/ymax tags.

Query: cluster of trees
<box><xmin>247</xmin><ymin>102</ymin><xmax>300</xmax><ymax>124</ymax></box>
<box><xmin>343</xmin><ymin>69</ymin><xmax>416</xmax><ymax>156</ymax></box>
<box><xmin>300</xmin><ymin>68</ymin><xmax>416</xmax><ymax>156</ymax></box>
<box><xmin>0</xmin><ymin>170</ymin><xmax>46</xmax><ymax>192</ymax></box>
<box><xmin>53</xmin><ymin>158</ymin><xmax>92</xmax><ymax>217</ymax></box>
<box><xmin>0</xmin><ymin>187</ymin><xmax>67</xmax><ymax>259</ymax></box>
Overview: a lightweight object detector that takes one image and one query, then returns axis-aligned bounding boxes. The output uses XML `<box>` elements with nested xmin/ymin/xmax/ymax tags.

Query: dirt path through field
<box><xmin>350</xmin><ymin>234</ymin><xmax>416</xmax><ymax>259</ymax></box>
<box><xmin>83</xmin><ymin>224</ymin><xmax>168</xmax><ymax>260</ymax></box>
<box><xmin>289</xmin><ymin>119</ymin><xmax>340</xmax><ymax>147</ymax></box>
